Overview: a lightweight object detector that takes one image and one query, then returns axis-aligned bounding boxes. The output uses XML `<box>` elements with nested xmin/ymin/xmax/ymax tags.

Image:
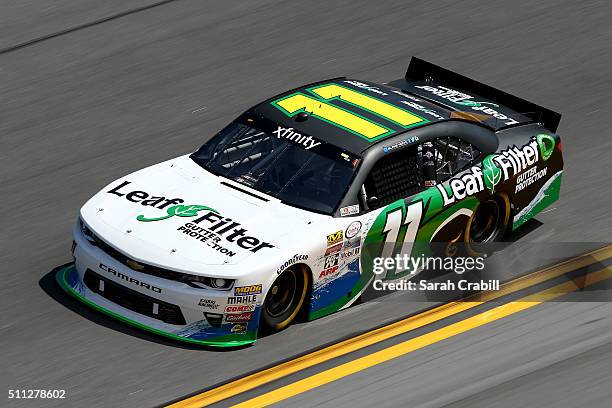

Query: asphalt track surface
<box><xmin>1</xmin><ymin>1</ymin><xmax>611</xmax><ymax>407</ymax></box>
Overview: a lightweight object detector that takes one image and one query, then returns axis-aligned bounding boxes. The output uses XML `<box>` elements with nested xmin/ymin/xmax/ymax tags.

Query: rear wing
<box><xmin>388</xmin><ymin>57</ymin><xmax>562</xmax><ymax>132</ymax></box>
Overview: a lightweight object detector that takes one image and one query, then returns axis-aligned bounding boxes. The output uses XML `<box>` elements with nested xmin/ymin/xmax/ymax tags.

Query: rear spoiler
<box><xmin>392</xmin><ymin>57</ymin><xmax>562</xmax><ymax>132</ymax></box>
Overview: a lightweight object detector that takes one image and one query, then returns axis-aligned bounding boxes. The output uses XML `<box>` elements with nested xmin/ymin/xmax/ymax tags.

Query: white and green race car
<box><xmin>58</xmin><ymin>58</ymin><xmax>563</xmax><ymax>347</ymax></box>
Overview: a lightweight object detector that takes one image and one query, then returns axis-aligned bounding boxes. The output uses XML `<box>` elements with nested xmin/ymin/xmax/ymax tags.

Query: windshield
<box><xmin>191</xmin><ymin>118</ymin><xmax>360</xmax><ymax>214</ymax></box>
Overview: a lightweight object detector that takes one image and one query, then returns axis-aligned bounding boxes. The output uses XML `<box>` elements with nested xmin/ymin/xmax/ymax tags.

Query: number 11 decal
<box><xmin>271</xmin><ymin>83</ymin><xmax>428</xmax><ymax>141</ymax></box>
<box><xmin>379</xmin><ymin>200</ymin><xmax>423</xmax><ymax>280</ymax></box>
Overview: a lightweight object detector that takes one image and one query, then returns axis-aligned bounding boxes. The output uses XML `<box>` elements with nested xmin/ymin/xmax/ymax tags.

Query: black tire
<box><xmin>261</xmin><ymin>266</ymin><xmax>309</xmax><ymax>332</ymax></box>
<box><xmin>464</xmin><ymin>193</ymin><xmax>510</xmax><ymax>256</ymax></box>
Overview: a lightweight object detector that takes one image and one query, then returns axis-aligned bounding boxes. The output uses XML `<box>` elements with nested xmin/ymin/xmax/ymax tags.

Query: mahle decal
<box><xmin>137</xmin><ymin>204</ymin><xmax>219</xmax><ymax>222</ymax></box>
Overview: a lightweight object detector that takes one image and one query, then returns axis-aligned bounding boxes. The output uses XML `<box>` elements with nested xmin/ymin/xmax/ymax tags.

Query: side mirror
<box><xmin>367</xmin><ymin>196</ymin><xmax>379</xmax><ymax>209</ymax></box>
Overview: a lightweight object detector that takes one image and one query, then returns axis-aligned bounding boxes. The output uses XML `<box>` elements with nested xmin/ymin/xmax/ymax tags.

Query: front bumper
<box><xmin>60</xmin><ymin>224</ymin><xmax>262</xmax><ymax>347</ymax></box>
<box><xmin>57</xmin><ymin>266</ymin><xmax>257</xmax><ymax>347</ymax></box>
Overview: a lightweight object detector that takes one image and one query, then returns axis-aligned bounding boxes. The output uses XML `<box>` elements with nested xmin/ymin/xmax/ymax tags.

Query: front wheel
<box><xmin>261</xmin><ymin>266</ymin><xmax>309</xmax><ymax>332</ymax></box>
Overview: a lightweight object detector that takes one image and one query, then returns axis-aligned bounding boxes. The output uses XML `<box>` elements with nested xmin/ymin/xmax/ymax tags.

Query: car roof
<box><xmin>250</xmin><ymin>78</ymin><xmax>453</xmax><ymax>155</ymax></box>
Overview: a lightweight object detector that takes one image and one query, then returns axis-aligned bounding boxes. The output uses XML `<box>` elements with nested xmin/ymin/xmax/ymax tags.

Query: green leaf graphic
<box><xmin>168</xmin><ymin>204</ymin><xmax>218</xmax><ymax>217</ymax></box>
<box><xmin>482</xmin><ymin>155</ymin><xmax>502</xmax><ymax>193</ymax></box>
<box><xmin>536</xmin><ymin>134</ymin><xmax>555</xmax><ymax>161</ymax></box>
<box><xmin>136</xmin><ymin>213</ymin><xmax>172</xmax><ymax>222</ymax></box>
<box><xmin>137</xmin><ymin>204</ymin><xmax>219</xmax><ymax>222</ymax></box>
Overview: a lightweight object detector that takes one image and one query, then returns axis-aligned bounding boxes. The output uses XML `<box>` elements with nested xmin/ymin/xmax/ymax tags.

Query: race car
<box><xmin>57</xmin><ymin>57</ymin><xmax>563</xmax><ymax>347</ymax></box>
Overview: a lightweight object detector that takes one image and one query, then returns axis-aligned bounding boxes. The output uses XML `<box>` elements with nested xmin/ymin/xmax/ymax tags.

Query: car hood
<box><xmin>81</xmin><ymin>155</ymin><xmax>322</xmax><ymax>274</ymax></box>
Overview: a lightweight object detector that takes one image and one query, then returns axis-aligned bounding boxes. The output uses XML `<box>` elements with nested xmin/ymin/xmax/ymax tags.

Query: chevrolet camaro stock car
<box><xmin>57</xmin><ymin>58</ymin><xmax>563</xmax><ymax>347</ymax></box>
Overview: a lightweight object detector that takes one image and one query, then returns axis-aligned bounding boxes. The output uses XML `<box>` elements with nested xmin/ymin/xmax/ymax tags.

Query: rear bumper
<box><xmin>56</xmin><ymin>264</ymin><xmax>257</xmax><ymax>348</ymax></box>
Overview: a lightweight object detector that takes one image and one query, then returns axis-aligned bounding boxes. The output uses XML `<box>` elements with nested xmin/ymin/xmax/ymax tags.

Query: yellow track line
<box><xmin>233</xmin><ymin>266</ymin><xmax>612</xmax><ymax>407</ymax></box>
<box><xmin>167</xmin><ymin>245</ymin><xmax>612</xmax><ymax>408</ymax></box>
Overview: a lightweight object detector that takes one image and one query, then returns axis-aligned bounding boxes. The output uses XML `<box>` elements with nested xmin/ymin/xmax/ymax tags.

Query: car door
<box><xmin>359</xmin><ymin>136</ymin><xmax>482</xmax><ymax>283</ymax></box>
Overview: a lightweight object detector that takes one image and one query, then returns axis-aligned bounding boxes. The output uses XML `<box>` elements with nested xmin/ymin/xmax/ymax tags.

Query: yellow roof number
<box><xmin>271</xmin><ymin>82</ymin><xmax>429</xmax><ymax>142</ymax></box>
<box><xmin>275</xmin><ymin>93</ymin><xmax>389</xmax><ymax>139</ymax></box>
<box><xmin>312</xmin><ymin>84</ymin><xmax>424</xmax><ymax>128</ymax></box>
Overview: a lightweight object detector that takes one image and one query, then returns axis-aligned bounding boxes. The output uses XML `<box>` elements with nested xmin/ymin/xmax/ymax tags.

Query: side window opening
<box><xmin>431</xmin><ymin>137</ymin><xmax>480</xmax><ymax>183</ymax></box>
<box><xmin>362</xmin><ymin>145</ymin><xmax>422</xmax><ymax>210</ymax></box>
<box><xmin>361</xmin><ymin>137</ymin><xmax>481</xmax><ymax>212</ymax></box>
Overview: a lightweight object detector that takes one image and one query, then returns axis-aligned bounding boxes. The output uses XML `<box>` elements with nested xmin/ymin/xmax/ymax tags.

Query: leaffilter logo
<box><xmin>137</xmin><ymin>204</ymin><xmax>218</xmax><ymax>222</ymax></box>
<box><xmin>536</xmin><ymin>134</ymin><xmax>556</xmax><ymax>161</ymax></box>
<box><xmin>482</xmin><ymin>155</ymin><xmax>502</xmax><ymax>193</ymax></box>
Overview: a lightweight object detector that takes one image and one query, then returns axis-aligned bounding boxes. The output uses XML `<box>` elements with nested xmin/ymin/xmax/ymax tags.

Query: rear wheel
<box><xmin>465</xmin><ymin>194</ymin><xmax>510</xmax><ymax>255</ymax></box>
<box><xmin>261</xmin><ymin>266</ymin><xmax>309</xmax><ymax>332</ymax></box>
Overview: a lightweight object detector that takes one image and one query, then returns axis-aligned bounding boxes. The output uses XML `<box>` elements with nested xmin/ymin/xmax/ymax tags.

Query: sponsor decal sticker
<box><xmin>536</xmin><ymin>134</ymin><xmax>555</xmax><ymax>161</ymax></box>
<box><xmin>389</xmin><ymin>89</ymin><xmax>446</xmax><ymax>120</ymax></box>
<box><xmin>327</xmin><ymin>230</ymin><xmax>344</xmax><ymax>246</ymax></box>
<box><xmin>198</xmin><ymin>298</ymin><xmax>219</xmax><ymax>310</ymax></box>
<box><xmin>383</xmin><ymin>136</ymin><xmax>420</xmax><ymax>153</ymax></box>
<box><xmin>345</xmin><ymin>221</ymin><xmax>362</xmax><ymax>238</ymax></box>
<box><xmin>187</xmin><ymin>213</ymin><xmax>274</xmax><ymax>253</ymax></box>
<box><xmin>107</xmin><ymin>181</ymin><xmax>275</xmax><ymax>257</ymax></box>
<box><xmin>277</xmin><ymin>254</ymin><xmax>308</xmax><ymax>274</ymax></box>
<box><xmin>231</xmin><ymin>323</ymin><xmax>247</xmax><ymax>333</ymax></box>
<box><xmin>343</xmin><ymin>239</ymin><xmax>360</xmax><ymax>249</ymax></box>
<box><xmin>107</xmin><ymin>181</ymin><xmax>217</xmax><ymax>223</ymax></box>
<box><xmin>176</xmin><ymin>223</ymin><xmax>237</xmax><ymax>257</ymax></box>
<box><xmin>107</xmin><ymin>180</ymin><xmax>185</xmax><ymax>209</ymax></box>
<box><xmin>399</xmin><ymin>100</ymin><xmax>445</xmax><ymax>120</ymax></box>
<box><xmin>176</xmin><ymin>214</ymin><xmax>275</xmax><ymax>257</ymax></box>
<box><xmin>437</xmin><ymin>136</ymin><xmax>551</xmax><ymax>206</ymax></box>
<box><xmin>324</xmin><ymin>253</ymin><xmax>340</xmax><ymax>269</ymax></box>
<box><xmin>343</xmin><ymin>80</ymin><xmax>389</xmax><ymax>96</ymax></box>
<box><xmin>325</xmin><ymin>243</ymin><xmax>342</xmax><ymax>256</ymax></box>
<box><xmin>225</xmin><ymin>304</ymin><xmax>255</xmax><ymax>313</ymax></box>
<box><xmin>414</xmin><ymin>85</ymin><xmax>519</xmax><ymax>126</ymax></box>
<box><xmin>273</xmin><ymin>126</ymin><xmax>321</xmax><ymax>150</ymax></box>
<box><xmin>234</xmin><ymin>284</ymin><xmax>262</xmax><ymax>296</ymax></box>
<box><xmin>227</xmin><ymin>295</ymin><xmax>258</xmax><ymax>305</ymax></box>
<box><xmin>319</xmin><ymin>266</ymin><xmax>339</xmax><ymax>278</ymax></box>
<box><xmin>342</xmin><ymin>247</ymin><xmax>360</xmax><ymax>259</ymax></box>
<box><xmin>224</xmin><ymin>312</ymin><xmax>253</xmax><ymax>323</ymax></box>
<box><xmin>339</xmin><ymin>204</ymin><xmax>360</xmax><ymax>217</ymax></box>
<box><xmin>516</xmin><ymin>166</ymin><xmax>548</xmax><ymax>193</ymax></box>
<box><xmin>436</xmin><ymin>166</ymin><xmax>484</xmax><ymax>206</ymax></box>
<box><xmin>137</xmin><ymin>204</ymin><xmax>218</xmax><ymax>222</ymax></box>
